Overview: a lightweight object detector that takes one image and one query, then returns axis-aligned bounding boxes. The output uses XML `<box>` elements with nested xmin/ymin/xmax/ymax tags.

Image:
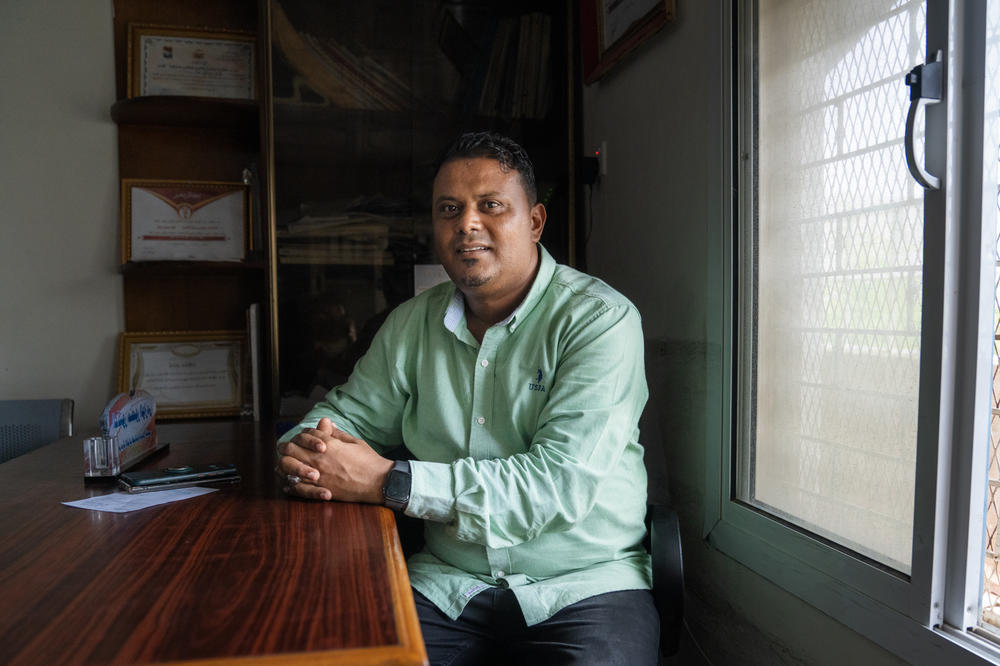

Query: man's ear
<box><xmin>530</xmin><ymin>203</ymin><xmax>547</xmax><ymax>241</ymax></box>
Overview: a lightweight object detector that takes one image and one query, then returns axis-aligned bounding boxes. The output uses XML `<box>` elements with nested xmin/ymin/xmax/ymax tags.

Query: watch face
<box><xmin>385</xmin><ymin>469</ymin><xmax>410</xmax><ymax>501</ymax></box>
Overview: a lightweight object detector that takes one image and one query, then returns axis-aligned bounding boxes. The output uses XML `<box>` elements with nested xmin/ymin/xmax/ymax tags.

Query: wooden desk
<box><xmin>0</xmin><ymin>422</ymin><xmax>427</xmax><ymax>666</ymax></box>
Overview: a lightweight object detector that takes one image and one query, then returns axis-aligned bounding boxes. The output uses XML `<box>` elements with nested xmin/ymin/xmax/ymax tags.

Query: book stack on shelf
<box><xmin>272</xmin><ymin>2</ymin><xmax>430</xmax><ymax>112</ymax></box>
<box><xmin>478</xmin><ymin>12</ymin><xmax>552</xmax><ymax>120</ymax></box>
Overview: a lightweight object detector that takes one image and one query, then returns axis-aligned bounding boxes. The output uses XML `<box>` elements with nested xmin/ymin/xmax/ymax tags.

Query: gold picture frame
<box><xmin>581</xmin><ymin>0</ymin><xmax>677</xmax><ymax>84</ymax></box>
<box><xmin>127</xmin><ymin>24</ymin><xmax>256</xmax><ymax>100</ymax></box>
<box><xmin>117</xmin><ymin>330</ymin><xmax>247</xmax><ymax>420</ymax></box>
<box><xmin>121</xmin><ymin>179</ymin><xmax>250</xmax><ymax>264</ymax></box>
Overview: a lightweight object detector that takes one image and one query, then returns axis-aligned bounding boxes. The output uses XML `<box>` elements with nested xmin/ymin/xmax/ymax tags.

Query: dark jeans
<box><xmin>414</xmin><ymin>587</ymin><xmax>659</xmax><ymax>666</ymax></box>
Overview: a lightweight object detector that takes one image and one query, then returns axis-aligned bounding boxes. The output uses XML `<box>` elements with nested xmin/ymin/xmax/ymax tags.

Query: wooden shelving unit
<box><xmin>110</xmin><ymin>0</ymin><xmax>271</xmax><ymax>417</ymax></box>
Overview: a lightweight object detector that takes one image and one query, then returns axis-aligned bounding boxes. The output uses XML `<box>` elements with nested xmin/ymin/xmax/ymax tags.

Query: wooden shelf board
<box><xmin>111</xmin><ymin>96</ymin><xmax>259</xmax><ymax>130</ymax></box>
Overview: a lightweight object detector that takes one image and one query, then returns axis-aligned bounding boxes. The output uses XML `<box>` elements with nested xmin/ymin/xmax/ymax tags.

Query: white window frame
<box><xmin>706</xmin><ymin>1</ymin><xmax>1000</xmax><ymax>663</ymax></box>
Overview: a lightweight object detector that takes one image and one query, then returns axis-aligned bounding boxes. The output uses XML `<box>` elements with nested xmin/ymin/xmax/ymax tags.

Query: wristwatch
<box><xmin>382</xmin><ymin>460</ymin><xmax>411</xmax><ymax>511</ymax></box>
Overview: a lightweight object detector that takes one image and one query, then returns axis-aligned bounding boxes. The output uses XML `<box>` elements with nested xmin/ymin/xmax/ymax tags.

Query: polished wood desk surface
<box><xmin>0</xmin><ymin>421</ymin><xmax>426</xmax><ymax>666</ymax></box>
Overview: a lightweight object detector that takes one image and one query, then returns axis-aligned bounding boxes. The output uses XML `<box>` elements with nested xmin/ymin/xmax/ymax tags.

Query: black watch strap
<box><xmin>382</xmin><ymin>460</ymin><xmax>411</xmax><ymax>511</ymax></box>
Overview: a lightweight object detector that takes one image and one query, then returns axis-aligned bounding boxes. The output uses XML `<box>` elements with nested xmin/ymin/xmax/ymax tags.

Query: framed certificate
<box><xmin>122</xmin><ymin>179</ymin><xmax>249</xmax><ymax>263</ymax></box>
<box><xmin>580</xmin><ymin>0</ymin><xmax>676</xmax><ymax>84</ymax></box>
<box><xmin>118</xmin><ymin>331</ymin><xmax>247</xmax><ymax>419</ymax></box>
<box><xmin>127</xmin><ymin>24</ymin><xmax>256</xmax><ymax>100</ymax></box>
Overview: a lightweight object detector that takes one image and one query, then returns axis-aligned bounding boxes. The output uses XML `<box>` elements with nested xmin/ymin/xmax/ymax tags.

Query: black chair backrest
<box><xmin>0</xmin><ymin>399</ymin><xmax>74</xmax><ymax>463</ymax></box>
<box><xmin>649</xmin><ymin>503</ymin><xmax>685</xmax><ymax>657</ymax></box>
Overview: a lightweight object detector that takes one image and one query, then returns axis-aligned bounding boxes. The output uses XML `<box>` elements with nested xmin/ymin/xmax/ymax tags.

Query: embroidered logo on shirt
<box><xmin>528</xmin><ymin>367</ymin><xmax>546</xmax><ymax>392</ymax></box>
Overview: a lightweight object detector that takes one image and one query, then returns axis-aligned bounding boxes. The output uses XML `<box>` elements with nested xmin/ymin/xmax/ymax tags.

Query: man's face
<box><xmin>432</xmin><ymin>157</ymin><xmax>546</xmax><ymax>303</ymax></box>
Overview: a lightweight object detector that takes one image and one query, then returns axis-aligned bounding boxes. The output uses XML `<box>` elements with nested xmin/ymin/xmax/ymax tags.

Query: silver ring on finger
<box><xmin>286</xmin><ymin>474</ymin><xmax>301</xmax><ymax>486</ymax></box>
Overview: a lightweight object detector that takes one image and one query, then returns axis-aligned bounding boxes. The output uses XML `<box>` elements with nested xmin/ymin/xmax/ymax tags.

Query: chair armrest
<box><xmin>649</xmin><ymin>503</ymin><xmax>684</xmax><ymax>656</ymax></box>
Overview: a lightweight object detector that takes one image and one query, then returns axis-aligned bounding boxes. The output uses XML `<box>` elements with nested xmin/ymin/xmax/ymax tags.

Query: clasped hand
<box><xmin>276</xmin><ymin>418</ymin><xmax>393</xmax><ymax>503</ymax></box>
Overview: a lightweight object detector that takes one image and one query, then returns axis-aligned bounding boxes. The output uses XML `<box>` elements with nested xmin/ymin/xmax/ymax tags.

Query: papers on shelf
<box><xmin>414</xmin><ymin>264</ymin><xmax>451</xmax><ymax>296</ymax></box>
<box><xmin>277</xmin><ymin>206</ymin><xmax>431</xmax><ymax>266</ymax></box>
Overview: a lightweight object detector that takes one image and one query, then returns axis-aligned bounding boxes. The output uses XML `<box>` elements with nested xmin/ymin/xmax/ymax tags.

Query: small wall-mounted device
<box><xmin>579</xmin><ymin>140</ymin><xmax>608</xmax><ymax>186</ymax></box>
<box><xmin>579</xmin><ymin>154</ymin><xmax>600</xmax><ymax>185</ymax></box>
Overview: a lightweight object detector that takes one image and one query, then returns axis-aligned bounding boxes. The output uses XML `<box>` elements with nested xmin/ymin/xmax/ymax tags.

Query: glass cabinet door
<box><xmin>266</xmin><ymin>0</ymin><xmax>574</xmax><ymax>417</ymax></box>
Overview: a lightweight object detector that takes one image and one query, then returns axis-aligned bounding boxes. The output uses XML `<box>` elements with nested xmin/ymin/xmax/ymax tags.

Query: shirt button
<box><xmin>495</xmin><ymin>570</ymin><xmax>505</xmax><ymax>577</ymax></box>
<box><xmin>477</xmin><ymin>417</ymin><xmax>486</xmax><ymax>425</ymax></box>
<box><xmin>480</xmin><ymin>359</ymin><xmax>489</xmax><ymax>367</ymax></box>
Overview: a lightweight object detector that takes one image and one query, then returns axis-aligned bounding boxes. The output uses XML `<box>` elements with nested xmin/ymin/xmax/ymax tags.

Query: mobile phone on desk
<box><xmin>118</xmin><ymin>463</ymin><xmax>240</xmax><ymax>493</ymax></box>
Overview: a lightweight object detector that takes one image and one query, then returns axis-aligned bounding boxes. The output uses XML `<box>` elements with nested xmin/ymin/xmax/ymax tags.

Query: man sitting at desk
<box><xmin>276</xmin><ymin>131</ymin><xmax>658</xmax><ymax>665</ymax></box>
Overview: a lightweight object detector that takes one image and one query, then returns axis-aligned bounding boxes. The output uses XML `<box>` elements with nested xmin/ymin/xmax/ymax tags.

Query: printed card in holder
<box><xmin>99</xmin><ymin>390</ymin><xmax>167</xmax><ymax>473</ymax></box>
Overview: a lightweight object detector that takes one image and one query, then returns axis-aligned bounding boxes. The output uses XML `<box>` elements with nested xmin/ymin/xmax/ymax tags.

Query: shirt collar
<box><xmin>442</xmin><ymin>244</ymin><xmax>556</xmax><ymax>333</ymax></box>
<box><xmin>443</xmin><ymin>290</ymin><xmax>464</xmax><ymax>332</ymax></box>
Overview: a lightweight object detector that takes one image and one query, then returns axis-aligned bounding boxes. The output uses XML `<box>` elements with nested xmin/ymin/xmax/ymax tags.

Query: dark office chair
<box><xmin>0</xmin><ymin>398</ymin><xmax>74</xmax><ymax>463</ymax></box>
<box><xmin>647</xmin><ymin>502</ymin><xmax>685</xmax><ymax>659</ymax></box>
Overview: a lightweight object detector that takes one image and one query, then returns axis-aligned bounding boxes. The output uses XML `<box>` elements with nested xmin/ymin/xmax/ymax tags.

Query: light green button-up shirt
<box><xmin>280</xmin><ymin>245</ymin><xmax>651</xmax><ymax>625</ymax></box>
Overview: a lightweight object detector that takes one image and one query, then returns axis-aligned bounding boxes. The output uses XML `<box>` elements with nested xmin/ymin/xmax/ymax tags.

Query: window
<box><xmin>709</xmin><ymin>0</ymin><xmax>1000</xmax><ymax>662</ymax></box>
<box><xmin>738</xmin><ymin>0</ymin><xmax>926</xmax><ymax>575</ymax></box>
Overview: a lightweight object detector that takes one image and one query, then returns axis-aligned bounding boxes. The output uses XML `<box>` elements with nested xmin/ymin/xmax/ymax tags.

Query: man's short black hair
<box><xmin>436</xmin><ymin>131</ymin><xmax>538</xmax><ymax>204</ymax></box>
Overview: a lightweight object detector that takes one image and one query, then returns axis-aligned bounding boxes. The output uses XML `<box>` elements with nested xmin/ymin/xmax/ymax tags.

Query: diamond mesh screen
<box><xmin>980</xmin><ymin>0</ymin><xmax>1000</xmax><ymax>632</ymax></box>
<box><xmin>746</xmin><ymin>0</ymin><xmax>926</xmax><ymax>573</ymax></box>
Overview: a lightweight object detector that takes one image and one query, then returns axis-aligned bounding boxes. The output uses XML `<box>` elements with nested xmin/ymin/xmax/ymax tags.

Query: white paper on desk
<box><xmin>62</xmin><ymin>487</ymin><xmax>217</xmax><ymax>513</ymax></box>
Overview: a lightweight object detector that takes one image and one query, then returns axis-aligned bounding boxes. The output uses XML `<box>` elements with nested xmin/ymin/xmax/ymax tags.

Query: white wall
<box><xmin>582</xmin><ymin>3</ymin><xmax>906</xmax><ymax>665</ymax></box>
<box><xmin>0</xmin><ymin>0</ymin><xmax>121</xmax><ymax>431</ymax></box>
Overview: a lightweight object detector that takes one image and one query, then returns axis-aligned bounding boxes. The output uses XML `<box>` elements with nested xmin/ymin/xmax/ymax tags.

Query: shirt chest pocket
<box><xmin>495</xmin><ymin>361</ymin><xmax>552</xmax><ymax>443</ymax></box>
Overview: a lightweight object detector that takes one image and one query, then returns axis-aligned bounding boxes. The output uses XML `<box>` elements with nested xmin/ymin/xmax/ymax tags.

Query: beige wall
<box><xmin>581</xmin><ymin>2</ymin><xmax>906</xmax><ymax>665</ymax></box>
<box><xmin>0</xmin><ymin>0</ymin><xmax>121</xmax><ymax>429</ymax></box>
